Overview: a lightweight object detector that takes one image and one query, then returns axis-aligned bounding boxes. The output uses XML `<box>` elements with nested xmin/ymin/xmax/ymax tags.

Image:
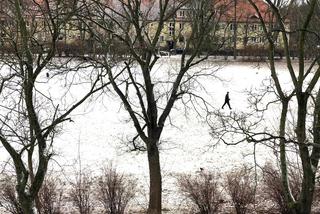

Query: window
<box><xmin>160</xmin><ymin>35</ymin><xmax>164</xmax><ymax>42</ymax></box>
<box><xmin>169</xmin><ymin>22</ymin><xmax>175</xmax><ymax>36</ymax></box>
<box><xmin>179</xmin><ymin>23</ymin><xmax>183</xmax><ymax>29</ymax></box>
<box><xmin>250</xmin><ymin>24</ymin><xmax>257</xmax><ymax>31</ymax></box>
<box><xmin>251</xmin><ymin>37</ymin><xmax>257</xmax><ymax>43</ymax></box>
<box><xmin>179</xmin><ymin>10</ymin><xmax>185</xmax><ymax>17</ymax></box>
<box><xmin>230</xmin><ymin>23</ymin><xmax>237</xmax><ymax>31</ymax></box>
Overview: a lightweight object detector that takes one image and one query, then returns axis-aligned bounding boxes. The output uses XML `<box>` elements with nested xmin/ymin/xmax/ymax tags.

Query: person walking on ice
<box><xmin>222</xmin><ymin>92</ymin><xmax>232</xmax><ymax>109</ymax></box>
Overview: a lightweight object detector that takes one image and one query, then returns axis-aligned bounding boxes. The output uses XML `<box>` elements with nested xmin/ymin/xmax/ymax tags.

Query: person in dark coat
<box><xmin>222</xmin><ymin>92</ymin><xmax>232</xmax><ymax>109</ymax></box>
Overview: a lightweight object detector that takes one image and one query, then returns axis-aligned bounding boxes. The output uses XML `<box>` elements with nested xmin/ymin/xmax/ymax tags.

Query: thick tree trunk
<box><xmin>147</xmin><ymin>140</ymin><xmax>162</xmax><ymax>214</ymax></box>
<box><xmin>19</xmin><ymin>193</ymin><xmax>34</xmax><ymax>214</ymax></box>
<box><xmin>297</xmin><ymin>171</ymin><xmax>315</xmax><ymax>214</ymax></box>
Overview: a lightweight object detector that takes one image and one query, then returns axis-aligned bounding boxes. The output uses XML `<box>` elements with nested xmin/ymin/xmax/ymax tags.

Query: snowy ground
<box><xmin>48</xmin><ymin>60</ymin><xmax>272</xmax><ymax>173</ymax></box>
<box><xmin>0</xmin><ymin>58</ymin><xmax>301</xmax><ymax>211</ymax></box>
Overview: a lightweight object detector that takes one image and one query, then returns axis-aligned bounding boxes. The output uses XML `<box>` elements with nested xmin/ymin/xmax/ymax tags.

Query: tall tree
<box><xmin>80</xmin><ymin>0</ymin><xmax>221</xmax><ymax>213</ymax></box>
<box><xmin>0</xmin><ymin>0</ymin><xmax>109</xmax><ymax>212</ymax></box>
<box><xmin>213</xmin><ymin>0</ymin><xmax>320</xmax><ymax>213</ymax></box>
<box><xmin>250</xmin><ymin>0</ymin><xmax>320</xmax><ymax>212</ymax></box>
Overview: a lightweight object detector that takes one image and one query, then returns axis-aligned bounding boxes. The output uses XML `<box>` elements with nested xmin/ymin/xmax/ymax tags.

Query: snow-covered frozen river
<box><xmin>0</xmin><ymin>58</ymin><xmax>296</xmax><ymax>174</ymax></box>
<box><xmin>52</xmin><ymin>60</ymin><xmax>276</xmax><ymax>174</ymax></box>
<box><xmin>0</xmin><ymin>58</ymin><xmax>302</xmax><ymax>210</ymax></box>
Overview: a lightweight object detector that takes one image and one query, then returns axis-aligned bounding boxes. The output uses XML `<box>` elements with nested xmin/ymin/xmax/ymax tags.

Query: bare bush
<box><xmin>178</xmin><ymin>171</ymin><xmax>224</xmax><ymax>214</ymax></box>
<box><xmin>96</xmin><ymin>165</ymin><xmax>136</xmax><ymax>214</ymax></box>
<box><xmin>38</xmin><ymin>177</ymin><xmax>64</xmax><ymax>214</ymax></box>
<box><xmin>69</xmin><ymin>173</ymin><xmax>94</xmax><ymax>214</ymax></box>
<box><xmin>313</xmin><ymin>177</ymin><xmax>320</xmax><ymax>212</ymax></box>
<box><xmin>0</xmin><ymin>176</ymin><xmax>22</xmax><ymax>214</ymax></box>
<box><xmin>261</xmin><ymin>163</ymin><xmax>301</xmax><ymax>214</ymax></box>
<box><xmin>226</xmin><ymin>166</ymin><xmax>255</xmax><ymax>214</ymax></box>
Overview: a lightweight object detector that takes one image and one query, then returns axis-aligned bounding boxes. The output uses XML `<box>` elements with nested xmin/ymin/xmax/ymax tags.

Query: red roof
<box><xmin>142</xmin><ymin>0</ymin><xmax>273</xmax><ymax>23</ymax></box>
<box><xmin>219</xmin><ymin>0</ymin><xmax>272</xmax><ymax>22</ymax></box>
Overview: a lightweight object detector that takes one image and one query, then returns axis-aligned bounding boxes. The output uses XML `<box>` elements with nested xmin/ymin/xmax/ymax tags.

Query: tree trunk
<box><xmin>147</xmin><ymin>140</ymin><xmax>162</xmax><ymax>214</ymax></box>
<box><xmin>296</xmin><ymin>93</ymin><xmax>314</xmax><ymax>214</ymax></box>
<box><xmin>297</xmin><ymin>171</ymin><xmax>315</xmax><ymax>214</ymax></box>
<box><xmin>19</xmin><ymin>193</ymin><xmax>34</xmax><ymax>214</ymax></box>
<box><xmin>28</xmin><ymin>150</ymin><xmax>42</xmax><ymax>214</ymax></box>
<box><xmin>279</xmin><ymin>100</ymin><xmax>298</xmax><ymax>213</ymax></box>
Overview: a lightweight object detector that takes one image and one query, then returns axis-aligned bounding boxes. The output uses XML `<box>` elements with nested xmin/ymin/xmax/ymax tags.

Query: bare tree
<box><xmin>248</xmin><ymin>0</ymin><xmax>320</xmax><ymax>212</ymax></box>
<box><xmin>212</xmin><ymin>0</ymin><xmax>320</xmax><ymax>213</ymax></box>
<box><xmin>0</xmin><ymin>0</ymin><xmax>111</xmax><ymax>213</ymax></box>
<box><xmin>78</xmin><ymin>0</ymin><xmax>222</xmax><ymax>213</ymax></box>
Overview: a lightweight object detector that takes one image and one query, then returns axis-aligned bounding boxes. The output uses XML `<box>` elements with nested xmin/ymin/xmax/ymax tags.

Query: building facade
<box><xmin>0</xmin><ymin>0</ymin><xmax>287</xmax><ymax>56</ymax></box>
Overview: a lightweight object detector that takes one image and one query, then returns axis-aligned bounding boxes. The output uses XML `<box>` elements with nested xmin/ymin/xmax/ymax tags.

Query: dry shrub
<box><xmin>261</xmin><ymin>163</ymin><xmax>301</xmax><ymax>214</ymax></box>
<box><xmin>38</xmin><ymin>177</ymin><xmax>64</xmax><ymax>214</ymax></box>
<box><xmin>69</xmin><ymin>173</ymin><xmax>94</xmax><ymax>214</ymax></box>
<box><xmin>226</xmin><ymin>166</ymin><xmax>255</xmax><ymax>214</ymax></box>
<box><xmin>313</xmin><ymin>177</ymin><xmax>320</xmax><ymax>212</ymax></box>
<box><xmin>96</xmin><ymin>165</ymin><xmax>136</xmax><ymax>214</ymax></box>
<box><xmin>178</xmin><ymin>171</ymin><xmax>224</xmax><ymax>214</ymax></box>
<box><xmin>0</xmin><ymin>176</ymin><xmax>22</xmax><ymax>214</ymax></box>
